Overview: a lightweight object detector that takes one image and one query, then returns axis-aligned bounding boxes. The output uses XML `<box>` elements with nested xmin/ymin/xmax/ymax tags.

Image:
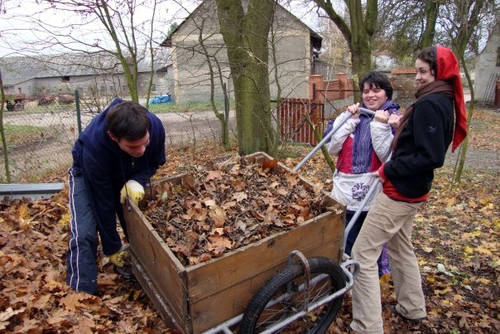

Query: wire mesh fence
<box><xmin>0</xmin><ymin>95</ymin><xmax>94</xmax><ymax>183</ymax></box>
<box><xmin>0</xmin><ymin>92</ymin><xmax>237</xmax><ymax>183</ymax></box>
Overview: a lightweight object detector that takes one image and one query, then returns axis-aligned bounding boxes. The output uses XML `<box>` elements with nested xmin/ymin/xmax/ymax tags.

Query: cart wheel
<box><xmin>239</xmin><ymin>257</ymin><xmax>345</xmax><ymax>334</ymax></box>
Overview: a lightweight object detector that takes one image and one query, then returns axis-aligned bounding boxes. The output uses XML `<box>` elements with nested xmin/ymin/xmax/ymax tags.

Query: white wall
<box><xmin>474</xmin><ymin>26</ymin><xmax>500</xmax><ymax>104</ymax></box>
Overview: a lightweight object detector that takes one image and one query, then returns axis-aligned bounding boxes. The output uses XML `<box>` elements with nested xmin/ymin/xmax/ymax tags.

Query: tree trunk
<box><xmin>450</xmin><ymin>0</ymin><xmax>486</xmax><ymax>183</ymax></box>
<box><xmin>305</xmin><ymin>115</ymin><xmax>335</xmax><ymax>172</ymax></box>
<box><xmin>98</xmin><ymin>0</ymin><xmax>139</xmax><ymax>102</ymax></box>
<box><xmin>350</xmin><ymin>41</ymin><xmax>372</xmax><ymax>101</ymax></box>
<box><xmin>269</xmin><ymin>8</ymin><xmax>281</xmax><ymax>152</ymax></box>
<box><xmin>145</xmin><ymin>0</ymin><xmax>158</xmax><ymax>109</ymax></box>
<box><xmin>420</xmin><ymin>0</ymin><xmax>440</xmax><ymax>48</ymax></box>
<box><xmin>0</xmin><ymin>70</ymin><xmax>11</xmax><ymax>183</ymax></box>
<box><xmin>314</xmin><ymin>0</ymin><xmax>378</xmax><ymax>101</ymax></box>
<box><xmin>453</xmin><ymin>53</ymin><xmax>475</xmax><ymax>183</ymax></box>
<box><xmin>198</xmin><ymin>19</ymin><xmax>230</xmax><ymax>149</ymax></box>
<box><xmin>216</xmin><ymin>0</ymin><xmax>275</xmax><ymax>155</ymax></box>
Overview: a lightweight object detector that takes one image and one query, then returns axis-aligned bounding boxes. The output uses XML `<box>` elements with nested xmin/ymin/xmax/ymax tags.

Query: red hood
<box><xmin>436</xmin><ymin>45</ymin><xmax>467</xmax><ymax>152</ymax></box>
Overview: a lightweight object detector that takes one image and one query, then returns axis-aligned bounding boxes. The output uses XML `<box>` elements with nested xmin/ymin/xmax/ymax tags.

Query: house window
<box><xmin>62</xmin><ymin>76</ymin><xmax>70</xmax><ymax>82</ymax></box>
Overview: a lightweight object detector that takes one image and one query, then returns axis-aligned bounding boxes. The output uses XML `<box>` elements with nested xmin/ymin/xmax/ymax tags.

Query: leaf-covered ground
<box><xmin>0</xmin><ymin>109</ymin><xmax>498</xmax><ymax>333</ymax></box>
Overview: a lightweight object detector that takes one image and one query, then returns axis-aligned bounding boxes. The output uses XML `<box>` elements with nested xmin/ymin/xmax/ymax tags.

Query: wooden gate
<box><xmin>279</xmin><ymin>98</ymin><xmax>324</xmax><ymax>145</ymax></box>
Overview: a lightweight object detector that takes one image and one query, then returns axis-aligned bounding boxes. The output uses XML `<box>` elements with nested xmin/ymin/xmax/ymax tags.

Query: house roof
<box><xmin>0</xmin><ymin>49</ymin><xmax>171</xmax><ymax>85</ymax></box>
<box><xmin>160</xmin><ymin>0</ymin><xmax>322</xmax><ymax>49</ymax></box>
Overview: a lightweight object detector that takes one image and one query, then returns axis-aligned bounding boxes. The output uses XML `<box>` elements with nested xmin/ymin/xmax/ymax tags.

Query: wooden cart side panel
<box><xmin>186</xmin><ymin>212</ymin><xmax>343</xmax><ymax>304</ymax></box>
<box><xmin>124</xmin><ymin>205</ymin><xmax>190</xmax><ymax>332</ymax></box>
<box><xmin>190</xmin><ymin>226</ymin><xmax>341</xmax><ymax>333</ymax></box>
<box><xmin>130</xmin><ymin>255</ymin><xmax>186</xmax><ymax>333</ymax></box>
<box><xmin>152</xmin><ymin>173</ymin><xmax>188</xmax><ymax>186</ymax></box>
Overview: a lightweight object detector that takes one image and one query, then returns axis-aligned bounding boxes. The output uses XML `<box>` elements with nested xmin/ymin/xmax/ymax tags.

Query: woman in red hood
<box><xmin>349</xmin><ymin>46</ymin><xmax>467</xmax><ymax>333</ymax></box>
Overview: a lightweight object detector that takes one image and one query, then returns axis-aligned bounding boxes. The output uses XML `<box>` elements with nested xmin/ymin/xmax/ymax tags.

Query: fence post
<box><xmin>223</xmin><ymin>82</ymin><xmax>229</xmax><ymax>147</ymax></box>
<box><xmin>75</xmin><ymin>90</ymin><xmax>82</xmax><ymax>134</ymax></box>
<box><xmin>224</xmin><ymin>83</ymin><xmax>229</xmax><ymax>123</ymax></box>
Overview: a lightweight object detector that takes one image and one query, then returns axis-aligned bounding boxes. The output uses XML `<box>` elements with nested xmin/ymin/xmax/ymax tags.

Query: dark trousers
<box><xmin>345</xmin><ymin>210</ymin><xmax>391</xmax><ymax>277</ymax></box>
<box><xmin>66</xmin><ymin>167</ymin><xmax>99</xmax><ymax>295</ymax></box>
<box><xmin>345</xmin><ymin>210</ymin><xmax>368</xmax><ymax>256</ymax></box>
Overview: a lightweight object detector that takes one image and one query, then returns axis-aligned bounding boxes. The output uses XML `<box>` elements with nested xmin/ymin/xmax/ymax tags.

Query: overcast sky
<box><xmin>0</xmin><ymin>0</ymin><xmax>194</xmax><ymax>57</ymax></box>
<box><xmin>0</xmin><ymin>0</ymin><xmax>322</xmax><ymax>58</ymax></box>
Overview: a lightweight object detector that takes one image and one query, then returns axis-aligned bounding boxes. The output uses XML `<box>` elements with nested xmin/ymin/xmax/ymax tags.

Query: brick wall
<box><xmin>309</xmin><ymin>73</ymin><xmax>354</xmax><ymax>103</ymax></box>
<box><xmin>309</xmin><ymin>69</ymin><xmax>417</xmax><ymax>109</ymax></box>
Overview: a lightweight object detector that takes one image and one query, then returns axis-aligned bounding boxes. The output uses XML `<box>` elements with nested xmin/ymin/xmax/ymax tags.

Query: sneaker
<box><xmin>389</xmin><ymin>305</ymin><xmax>425</xmax><ymax>323</ymax></box>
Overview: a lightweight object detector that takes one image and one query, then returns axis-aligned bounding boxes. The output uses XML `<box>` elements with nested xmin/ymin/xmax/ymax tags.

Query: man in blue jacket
<box><xmin>67</xmin><ymin>97</ymin><xmax>166</xmax><ymax>295</ymax></box>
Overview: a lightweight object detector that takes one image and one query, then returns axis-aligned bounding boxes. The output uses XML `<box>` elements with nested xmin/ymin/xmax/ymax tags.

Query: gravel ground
<box><xmin>445</xmin><ymin>147</ymin><xmax>499</xmax><ymax>172</ymax></box>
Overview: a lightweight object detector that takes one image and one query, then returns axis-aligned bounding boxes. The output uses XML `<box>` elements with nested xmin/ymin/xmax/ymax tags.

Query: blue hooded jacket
<box><xmin>71</xmin><ymin>97</ymin><xmax>166</xmax><ymax>255</ymax></box>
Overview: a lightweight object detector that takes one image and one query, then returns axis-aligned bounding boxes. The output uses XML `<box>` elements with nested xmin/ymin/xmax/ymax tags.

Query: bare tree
<box><xmin>215</xmin><ymin>0</ymin><xmax>277</xmax><ymax>155</ymax></box>
<box><xmin>439</xmin><ymin>0</ymin><xmax>496</xmax><ymax>183</ymax></box>
<box><xmin>2</xmin><ymin>0</ymin><xmax>170</xmax><ymax>103</ymax></box>
<box><xmin>165</xmin><ymin>0</ymin><xmax>232</xmax><ymax>148</ymax></box>
<box><xmin>312</xmin><ymin>0</ymin><xmax>377</xmax><ymax>96</ymax></box>
<box><xmin>368</xmin><ymin>0</ymin><xmax>441</xmax><ymax>65</ymax></box>
<box><xmin>0</xmin><ymin>69</ymin><xmax>11</xmax><ymax>182</ymax></box>
<box><xmin>165</xmin><ymin>0</ymin><xmax>319</xmax><ymax>153</ymax></box>
<box><xmin>0</xmin><ymin>2</ymin><xmax>11</xmax><ymax>182</ymax></box>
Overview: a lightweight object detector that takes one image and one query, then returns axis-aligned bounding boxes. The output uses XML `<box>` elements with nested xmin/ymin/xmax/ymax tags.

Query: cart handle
<box><xmin>293</xmin><ymin>107</ymin><xmax>375</xmax><ymax>173</ymax></box>
<box><xmin>343</xmin><ymin>178</ymin><xmax>381</xmax><ymax>251</ymax></box>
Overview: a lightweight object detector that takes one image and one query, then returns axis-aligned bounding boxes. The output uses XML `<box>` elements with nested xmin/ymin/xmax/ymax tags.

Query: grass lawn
<box><xmin>0</xmin><ymin>124</ymin><xmax>46</xmax><ymax>150</ymax></box>
<box><xmin>148</xmin><ymin>100</ymin><xmax>233</xmax><ymax>113</ymax></box>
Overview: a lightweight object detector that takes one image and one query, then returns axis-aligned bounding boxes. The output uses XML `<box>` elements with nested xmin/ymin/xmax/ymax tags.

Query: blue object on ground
<box><xmin>149</xmin><ymin>95</ymin><xmax>172</xmax><ymax>104</ymax></box>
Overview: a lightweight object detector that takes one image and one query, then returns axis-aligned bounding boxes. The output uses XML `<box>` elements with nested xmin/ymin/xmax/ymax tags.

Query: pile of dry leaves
<box><xmin>145</xmin><ymin>156</ymin><xmax>328</xmax><ymax>266</ymax></box>
<box><xmin>0</xmin><ymin>191</ymin><xmax>170</xmax><ymax>333</ymax></box>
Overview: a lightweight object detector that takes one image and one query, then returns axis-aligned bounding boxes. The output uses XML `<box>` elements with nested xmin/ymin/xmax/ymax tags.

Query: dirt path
<box><xmin>445</xmin><ymin>148</ymin><xmax>499</xmax><ymax>172</ymax></box>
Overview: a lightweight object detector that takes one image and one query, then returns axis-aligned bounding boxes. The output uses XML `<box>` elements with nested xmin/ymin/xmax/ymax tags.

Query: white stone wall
<box><xmin>27</xmin><ymin>72</ymin><xmax>161</xmax><ymax>98</ymax></box>
<box><xmin>474</xmin><ymin>26</ymin><xmax>500</xmax><ymax>103</ymax></box>
<box><xmin>170</xmin><ymin>0</ymin><xmax>313</xmax><ymax>104</ymax></box>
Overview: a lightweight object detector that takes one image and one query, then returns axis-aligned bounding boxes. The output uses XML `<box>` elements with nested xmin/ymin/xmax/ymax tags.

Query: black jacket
<box><xmin>384</xmin><ymin>93</ymin><xmax>454</xmax><ymax>198</ymax></box>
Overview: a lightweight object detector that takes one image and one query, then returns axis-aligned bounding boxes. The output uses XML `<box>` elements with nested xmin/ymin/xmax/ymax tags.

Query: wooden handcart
<box><xmin>123</xmin><ymin>152</ymin><xmax>357</xmax><ymax>334</ymax></box>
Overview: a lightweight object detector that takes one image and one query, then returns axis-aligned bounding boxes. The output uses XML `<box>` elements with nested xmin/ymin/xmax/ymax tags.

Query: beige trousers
<box><xmin>350</xmin><ymin>193</ymin><xmax>426</xmax><ymax>333</ymax></box>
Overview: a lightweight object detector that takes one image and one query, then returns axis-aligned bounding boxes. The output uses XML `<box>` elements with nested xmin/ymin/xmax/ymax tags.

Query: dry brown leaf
<box><xmin>209</xmin><ymin>206</ymin><xmax>226</xmax><ymax>227</ymax></box>
<box><xmin>32</xmin><ymin>294</ymin><xmax>52</xmax><ymax>310</ymax></box>
<box><xmin>221</xmin><ymin>201</ymin><xmax>236</xmax><ymax>209</ymax></box>
<box><xmin>0</xmin><ymin>307</ymin><xmax>25</xmax><ymax>322</ymax></box>
<box><xmin>277</xmin><ymin>187</ymin><xmax>288</xmax><ymax>196</ymax></box>
<box><xmin>46</xmin><ymin>308</ymin><xmax>72</xmax><ymax>325</ymax></box>
<box><xmin>76</xmin><ymin>316</ymin><xmax>94</xmax><ymax>334</ymax></box>
<box><xmin>60</xmin><ymin>293</ymin><xmax>86</xmax><ymax>311</ymax></box>
<box><xmin>205</xmin><ymin>170</ymin><xmax>223</xmax><ymax>182</ymax></box>
<box><xmin>261</xmin><ymin>158</ymin><xmax>278</xmax><ymax>170</ymax></box>
<box><xmin>203</xmin><ymin>198</ymin><xmax>217</xmax><ymax>207</ymax></box>
<box><xmin>232</xmin><ymin>192</ymin><xmax>248</xmax><ymax>202</ymax></box>
<box><xmin>199</xmin><ymin>253</ymin><xmax>212</xmax><ymax>262</ymax></box>
<box><xmin>231</xmin><ymin>179</ymin><xmax>246</xmax><ymax>191</ymax></box>
<box><xmin>284</xmin><ymin>173</ymin><xmax>299</xmax><ymax>188</ymax></box>
<box><xmin>208</xmin><ymin>235</ymin><xmax>232</xmax><ymax>250</ymax></box>
<box><xmin>43</xmin><ymin>280</ymin><xmax>64</xmax><ymax>293</ymax></box>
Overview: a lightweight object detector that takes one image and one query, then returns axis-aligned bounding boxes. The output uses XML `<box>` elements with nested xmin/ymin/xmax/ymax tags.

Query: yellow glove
<box><xmin>108</xmin><ymin>245</ymin><xmax>128</xmax><ymax>267</ymax></box>
<box><xmin>120</xmin><ymin>180</ymin><xmax>145</xmax><ymax>205</ymax></box>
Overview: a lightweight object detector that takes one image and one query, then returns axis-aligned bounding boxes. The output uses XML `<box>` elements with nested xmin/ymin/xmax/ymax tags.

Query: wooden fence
<box><xmin>279</xmin><ymin>98</ymin><xmax>324</xmax><ymax>145</ymax></box>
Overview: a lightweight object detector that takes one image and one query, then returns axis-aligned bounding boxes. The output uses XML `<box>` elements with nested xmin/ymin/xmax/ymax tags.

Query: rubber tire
<box><xmin>239</xmin><ymin>257</ymin><xmax>346</xmax><ymax>334</ymax></box>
